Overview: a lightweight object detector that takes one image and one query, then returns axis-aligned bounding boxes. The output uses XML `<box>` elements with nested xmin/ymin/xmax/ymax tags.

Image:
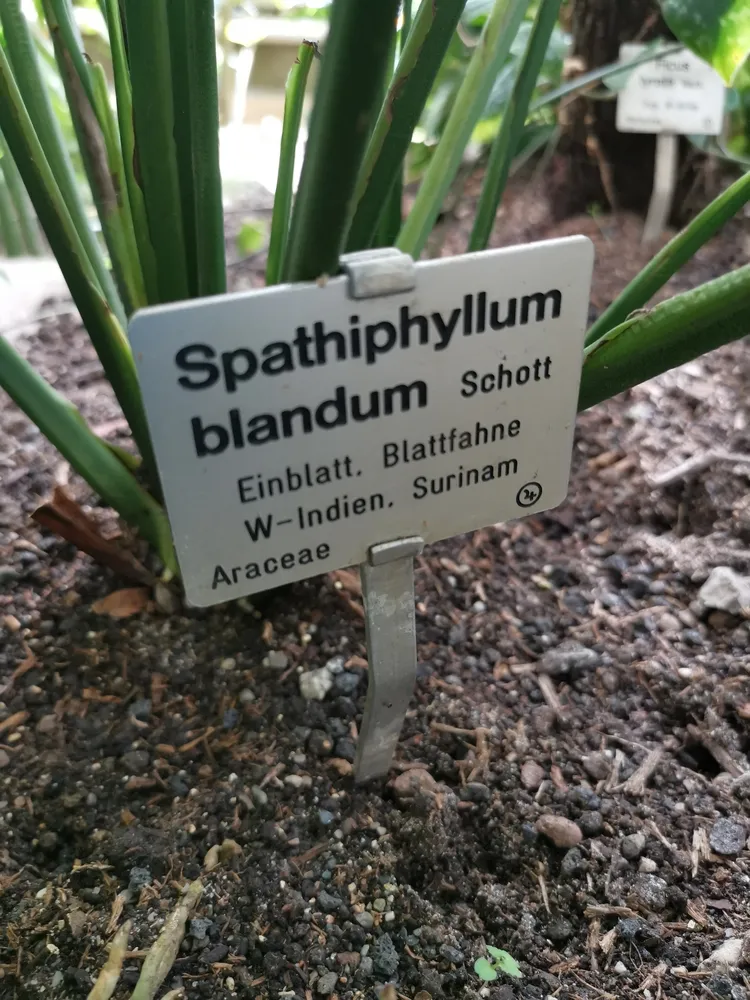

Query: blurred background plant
<box><xmin>0</xmin><ymin>0</ymin><xmax>749</xmax><ymax>585</ymax></box>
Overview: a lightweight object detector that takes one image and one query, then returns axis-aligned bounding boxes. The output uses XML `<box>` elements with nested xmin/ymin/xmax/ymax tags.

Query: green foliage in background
<box><xmin>0</xmin><ymin>0</ymin><xmax>750</xmax><ymax>583</ymax></box>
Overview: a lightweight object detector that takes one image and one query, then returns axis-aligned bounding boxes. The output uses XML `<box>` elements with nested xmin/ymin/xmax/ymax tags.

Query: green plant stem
<box><xmin>166</xmin><ymin>0</ymin><xmax>226</xmax><ymax>298</ymax></box>
<box><xmin>0</xmin><ymin>335</ymin><xmax>175</xmax><ymax>572</ymax></box>
<box><xmin>347</xmin><ymin>0</ymin><xmax>466</xmax><ymax>252</ymax></box>
<box><xmin>0</xmin><ymin>0</ymin><xmax>125</xmax><ymax>322</ymax></box>
<box><xmin>469</xmin><ymin>0</ymin><xmax>562</xmax><ymax>251</ymax></box>
<box><xmin>0</xmin><ymin>42</ymin><xmax>157</xmax><ymax>478</ymax></box>
<box><xmin>397</xmin><ymin>0</ymin><xmax>531</xmax><ymax>260</ymax></box>
<box><xmin>578</xmin><ymin>264</ymin><xmax>750</xmax><ymax>411</ymax></box>
<box><xmin>89</xmin><ymin>62</ymin><xmax>147</xmax><ymax>311</ymax></box>
<box><xmin>586</xmin><ymin>169</ymin><xmax>750</xmax><ymax>346</ymax></box>
<box><xmin>268</xmin><ymin>40</ymin><xmax>315</xmax><ymax>287</ymax></box>
<box><xmin>284</xmin><ymin>0</ymin><xmax>401</xmax><ymax>283</ymax></box>
<box><xmin>40</xmin><ymin>0</ymin><xmax>145</xmax><ymax>315</ymax></box>
<box><xmin>103</xmin><ymin>0</ymin><xmax>158</xmax><ymax>303</ymax></box>
<box><xmin>120</xmin><ymin>0</ymin><xmax>190</xmax><ymax>303</ymax></box>
<box><xmin>0</xmin><ymin>172</ymin><xmax>22</xmax><ymax>255</ymax></box>
<box><xmin>0</xmin><ymin>132</ymin><xmax>42</xmax><ymax>254</ymax></box>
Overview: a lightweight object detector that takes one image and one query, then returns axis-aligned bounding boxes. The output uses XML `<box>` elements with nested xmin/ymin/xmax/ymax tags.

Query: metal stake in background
<box><xmin>355</xmin><ymin>537</ymin><xmax>425</xmax><ymax>783</ymax></box>
<box><xmin>642</xmin><ymin>131</ymin><xmax>678</xmax><ymax>246</ymax></box>
<box><xmin>337</xmin><ymin>248</ymin><xmax>422</xmax><ymax>783</ymax></box>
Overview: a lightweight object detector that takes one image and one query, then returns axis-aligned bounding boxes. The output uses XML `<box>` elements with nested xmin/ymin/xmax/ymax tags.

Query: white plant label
<box><xmin>617</xmin><ymin>44</ymin><xmax>726</xmax><ymax>135</ymax></box>
<box><xmin>130</xmin><ymin>238</ymin><xmax>594</xmax><ymax>606</ymax></box>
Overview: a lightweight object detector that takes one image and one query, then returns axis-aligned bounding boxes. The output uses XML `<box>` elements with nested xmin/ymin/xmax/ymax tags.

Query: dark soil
<box><xmin>2</xmin><ymin>196</ymin><xmax>750</xmax><ymax>1000</ymax></box>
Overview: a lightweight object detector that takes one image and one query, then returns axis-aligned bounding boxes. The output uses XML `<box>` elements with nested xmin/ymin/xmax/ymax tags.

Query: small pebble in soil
<box><xmin>461</xmin><ymin>782</ymin><xmax>491</xmax><ymax>803</ymax></box>
<box><xmin>128</xmin><ymin>867</ymin><xmax>151</xmax><ymax>891</ymax></box>
<box><xmin>239</xmin><ymin>688</ymin><xmax>256</xmax><ymax>704</ymax></box>
<box><xmin>130</xmin><ymin>698</ymin><xmax>151</xmax><ymax>721</ymax></box>
<box><xmin>546</xmin><ymin>916</ymin><xmax>574</xmax><ymax>942</ymax></box>
<box><xmin>440</xmin><ymin>944</ymin><xmax>464</xmax><ymax>964</ymax></box>
<box><xmin>521</xmin><ymin>760</ymin><xmax>545</xmax><ymax>790</ymax></box>
<box><xmin>317</xmin><ymin>889</ymin><xmax>341</xmax><ymax>913</ymax></box>
<box><xmin>251</xmin><ymin>785</ymin><xmax>268</xmax><ymax>807</ymax></box>
<box><xmin>299</xmin><ymin>665</ymin><xmax>334</xmax><ymax>701</ymax></box>
<box><xmin>535</xmin><ymin>814</ymin><xmax>583</xmax><ymax>848</ymax></box>
<box><xmin>539</xmin><ymin>641</ymin><xmax>601</xmax><ymax>676</ymax></box>
<box><xmin>621</xmin><ymin>832</ymin><xmax>647</xmax><ymax>860</ymax></box>
<box><xmin>333</xmin><ymin>671</ymin><xmax>360</xmax><ymax>695</ymax></box>
<box><xmin>371</xmin><ymin>933</ymin><xmax>399</xmax><ymax>978</ymax></box>
<box><xmin>582</xmin><ymin>752</ymin><xmax>610</xmax><ymax>781</ymax></box>
<box><xmin>121</xmin><ymin>750</ymin><xmax>150</xmax><ymax>774</ymax></box>
<box><xmin>355</xmin><ymin>911</ymin><xmax>374</xmax><ymax>930</ymax></box>
<box><xmin>709</xmin><ymin>817</ymin><xmax>747</xmax><ymax>856</ymax></box>
<box><xmin>265</xmin><ymin>650</ymin><xmax>289</xmax><ymax>669</ymax></box>
<box><xmin>579</xmin><ymin>810</ymin><xmax>604</xmax><ymax>836</ymax></box>
<box><xmin>560</xmin><ymin>847</ymin><xmax>584</xmax><ymax>877</ymax></box>
<box><xmin>633</xmin><ymin>873</ymin><xmax>668</xmax><ymax>911</ymax></box>
<box><xmin>0</xmin><ymin>749</ymin><xmax>10</xmax><ymax>768</ymax></box>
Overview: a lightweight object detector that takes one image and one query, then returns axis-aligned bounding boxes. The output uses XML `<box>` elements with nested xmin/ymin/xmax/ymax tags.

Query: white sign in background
<box><xmin>617</xmin><ymin>44</ymin><xmax>726</xmax><ymax>135</ymax></box>
<box><xmin>130</xmin><ymin>238</ymin><xmax>594</xmax><ymax>606</ymax></box>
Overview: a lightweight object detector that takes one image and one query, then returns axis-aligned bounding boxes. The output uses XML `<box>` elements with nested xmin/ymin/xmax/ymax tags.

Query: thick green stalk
<box><xmin>89</xmin><ymin>63</ymin><xmax>146</xmax><ymax>311</ymax></box>
<box><xmin>284</xmin><ymin>0</ymin><xmax>401</xmax><ymax>283</ymax></box>
<box><xmin>0</xmin><ymin>0</ymin><xmax>124</xmax><ymax>321</ymax></box>
<box><xmin>0</xmin><ymin>43</ymin><xmax>156</xmax><ymax>477</ymax></box>
<box><xmin>120</xmin><ymin>0</ymin><xmax>190</xmax><ymax>303</ymax></box>
<box><xmin>469</xmin><ymin>0</ymin><xmax>562</xmax><ymax>251</ymax></box>
<box><xmin>0</xmin><ymin>334</ymin><xmax>176</xmax><ymax>572</ymax></box>
<box><xmin>0</xmin><ymin>133</ymin><xmax>41</xmax><ymax>254</ymax></box>
<box><xmin>166</xmin><ymin>0</ymin><xmax>226</xmax><ymax>298</ymax></box>
<box><xmin>41</xmin><ymin>0</ymin><xmax>144</xmax><ymax>315</ymax></box>
<box><xmin>578</xmin><ymin>265</ymin><xmax>750</xmax><ymax>411</ymax></box>
<box><xmin>103</xmin><ymin>0</ymin><xmax>158</xmax><ymax>303</ymax></box>
<box><xmin>347</xmin><ymin>0</ymin><xmax>466</xmax><ymax>253</ymax></box>
<box><xmin>586</xmin><ymin>169</ymin><xmax>750</xmax><ymax>346</ymax></box>
<box><xmin>268</xmin><ymin>40</ymin><xmax>315</xmax><ymax>287</ymax></box>
<box><xmin>397</xmin><ymin>0</ymin><xmax>531</xmax><ymax>259</ymax></box>
<box><xmin>0</xmin><ymin>172</ymin><xmax>22</xmax><ymax>255</ymax></box>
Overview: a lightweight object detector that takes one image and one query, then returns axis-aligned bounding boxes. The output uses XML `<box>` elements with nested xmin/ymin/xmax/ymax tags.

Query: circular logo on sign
<box><xmin>516</xmin><ymin>482</ymin><xmax>543</xmax><ymax>508</ymax></box>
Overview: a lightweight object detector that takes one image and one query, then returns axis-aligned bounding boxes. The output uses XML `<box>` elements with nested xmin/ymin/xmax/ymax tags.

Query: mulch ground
<box><xmin>1</xmin><ymin>189</ymin><xmax>750</xmax><ymax>1000</ymax></box>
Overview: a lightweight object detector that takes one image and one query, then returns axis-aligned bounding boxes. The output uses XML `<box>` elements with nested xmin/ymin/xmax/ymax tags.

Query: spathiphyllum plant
<box><xmin>0</xmin><ymin>0</ymin><xmax>749</xmax><ymax>581</ymax></box>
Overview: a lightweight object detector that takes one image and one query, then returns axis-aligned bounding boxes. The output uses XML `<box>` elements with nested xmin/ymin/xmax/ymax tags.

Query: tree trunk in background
<box><xmin>553</xmin><ymin>0</ymin><xmax>673</xmax><ymax>218</ymax></box>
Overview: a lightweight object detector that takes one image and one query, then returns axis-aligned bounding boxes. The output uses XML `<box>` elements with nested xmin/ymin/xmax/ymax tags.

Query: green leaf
<box><xmin>397</xmin><ymin>0</ymin><xmax>532</xmax><ymax>260</ymax></box>
<box><xmin>474</xmin><ymin>958</ymin><xmax>498</xmax><ymax>982</ymax></box>
<box><xmin>0</xmin><ymin>169</ymin><xmax>23</xmax><ymax>255</ymax></box>
<box><xmin>659</xmin><ymin>0</ymin><xmax>750</xmax><ymax>85</ymax></box>
<box><xmin>120</xmin><ymin>0</ymin><xmax>190</xmax><ymax>304</ymax></box>
<box><xmin>40</xmin><ymin>0</ymin><xmax>145</xmax><ymax>315</ymax></box>
<box><xmin>579</xmin><ymin>264</ymin><xmax>750</xmax><ymax>412</ymax></box>
<box><xmin>586</xmin><ymin>168</ymin><xmax>750</xmax><ymax>347</ymax></box>
<box><xmin>103</xmin><ymin>0</ymin><xmax>158</xmax><ymax>304</ymax></box>
<box><xmin>486</xmin><ymin>948</ymin><xmax>523</xmax><ymax>978</ymax></box>
<box><xmin>165</xmin><ymin>0</ymin><xmax>226</xmax><ymax>299</ymax></box>
<box><xmin>0</xmin><ymin>0</ymin><xmax>125</xmax><ymax>322</ymax></box>
<box><xmin>346</xmin><ymin>0</ymin><xmax>467</xmax><ymax>253</ymax></box>
<box><xmin>0</xmin><ymin>42</ymin><xmax>156</xmax><ymax>480</ymax></box>
<box><xmin>0</xmin><ymin>130</ymin><xmax>42</xmax><ymax>254</ymax></box>
<box><xmin>469</xmin><ymin>0</ymin><xmax>562</xmax><ymax>252</ymax></box>
<box><xmin>284</xmin><ymin>0</ymin><xmax>401</xmax><ymax>283</ymax></box>
<box><xmin>267</xmin><ymin>40</ymin><xmax>315</xmax><ymax>287</ymax></box>
<box><xmin>237</xmin><ymin>219</ymin><xmax>266</xmax><ymax>256</ymax></box>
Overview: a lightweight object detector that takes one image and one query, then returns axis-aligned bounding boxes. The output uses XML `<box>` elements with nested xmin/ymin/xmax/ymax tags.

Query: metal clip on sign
<box><xmin>339</xmin><ymin>248</ymin><xmax>423</xmax><ymax>784</ymax></box>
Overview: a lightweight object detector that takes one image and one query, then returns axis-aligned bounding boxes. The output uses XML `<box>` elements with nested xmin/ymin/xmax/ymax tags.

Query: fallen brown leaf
<box><xmin>33</xmin><ymin>486</ymin><xmax>154</xmax><ymax>586</ymax></box>
<box><xmin>92</xmin><ymin>587</ymin><xmax>150</xmax><ymax>619</ymax></box>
